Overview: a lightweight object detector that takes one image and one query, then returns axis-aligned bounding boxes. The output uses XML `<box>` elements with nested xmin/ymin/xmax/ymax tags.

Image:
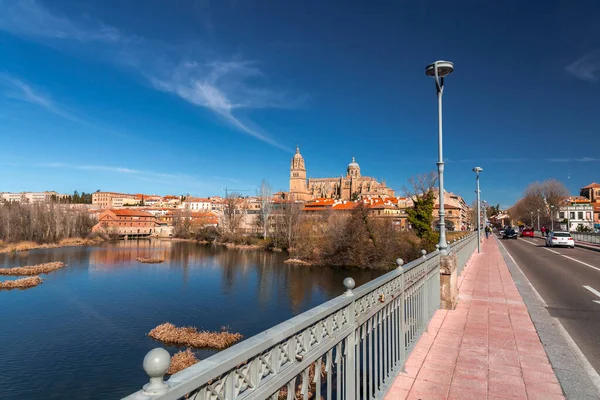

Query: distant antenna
<box><xmin>219</xmin><ymin>187</ymin><xmax>250</xmax><ymax>198</ymax></box>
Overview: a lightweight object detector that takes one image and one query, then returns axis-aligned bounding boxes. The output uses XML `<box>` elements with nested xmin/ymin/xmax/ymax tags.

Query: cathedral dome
<box><xmin>348</xmin><ymin>157</ymin><xmax>360</xmax><ymax>169</ymax></box>
<box><xmin>293</xmin><ymin>145</ymin><xmax>304</xmax><ymax>159</ymax></box>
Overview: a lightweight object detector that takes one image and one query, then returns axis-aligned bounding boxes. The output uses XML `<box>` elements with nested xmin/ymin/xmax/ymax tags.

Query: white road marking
<box><xmin>583</xmin><ymin>286</ymin><xmax>600</xmax><ymax>304</ymax></box>
<box><xmin>518</xmin><ymin>238</ymin><xmax>600</xmax><ymax>272</ymax></box>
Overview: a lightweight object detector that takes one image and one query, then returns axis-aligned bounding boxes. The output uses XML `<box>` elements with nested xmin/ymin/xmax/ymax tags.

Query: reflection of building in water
<box><xmin>89</xmin><ymin>240</ymin><xmax>172</xmax><ymax>267</ymax></box>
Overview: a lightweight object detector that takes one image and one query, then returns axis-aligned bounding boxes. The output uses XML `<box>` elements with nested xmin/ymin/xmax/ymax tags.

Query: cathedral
<box><xmin>289</xmin><ymin>146</ymin><xmax>395</xmax><ymax>201</ymax></box>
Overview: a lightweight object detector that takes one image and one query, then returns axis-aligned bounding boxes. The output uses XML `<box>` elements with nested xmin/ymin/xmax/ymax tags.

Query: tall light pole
<box><xmin>530</xmin><ymin>212</ymin><xmax>534</xmax><ymax>229</ymax></box>
<box><xmin>473</xmin><ymin>167</ymin><xmax>483</xmax><ymax>253</ymax></box>
<box><xmin>426</xmin><ymin>60</ymin><xmax>454</xmax><ymax>255</ymax></box>
<box><xmin>537</xmin><ymin>209</ymin><xmax>541</xmax><ymax>232</ymax></box>
<box><xmin>550</xmin><ymin>205</ymin><xmax>555</xmax><ymax>231</ymax></box>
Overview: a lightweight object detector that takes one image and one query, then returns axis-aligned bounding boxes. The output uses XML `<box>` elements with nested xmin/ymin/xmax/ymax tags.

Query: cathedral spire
<box><xmin>296</xmin><ymin>144</ymin><xmax>300</xmax><ymax>154</ymax></box>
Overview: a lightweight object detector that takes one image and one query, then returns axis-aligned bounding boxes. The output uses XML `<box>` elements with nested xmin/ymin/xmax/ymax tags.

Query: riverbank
<box><xmin>0</xmin><ymin>237</ymin><xmax>108</xmax><ymax>254</ymax></box>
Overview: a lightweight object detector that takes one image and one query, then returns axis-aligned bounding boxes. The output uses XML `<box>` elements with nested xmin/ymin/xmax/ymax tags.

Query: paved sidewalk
<box><xmin>385</xmin><ymin>236</ymin><xmax>564</xmax><ymax>400</ymax></box>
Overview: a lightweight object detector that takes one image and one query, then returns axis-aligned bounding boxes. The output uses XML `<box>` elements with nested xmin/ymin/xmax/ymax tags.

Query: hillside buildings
<box><xmin>289</xmin><ymin>147</ymin><xmax>395</xmax><ymax>201</ymax></box>
<box><xmin>0</xmin><ymin>191</ymin><xmax>69</xmax><ymax>203</ymax></box>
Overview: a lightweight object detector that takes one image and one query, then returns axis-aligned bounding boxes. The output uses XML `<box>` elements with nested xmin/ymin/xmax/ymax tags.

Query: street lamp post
<box><xmin>530</xmin><ymin>212</ymin><xmax>534</xmax><ymax>229</ymax></box>
<box><xmin>473</xmin><ymin>167</ymin><xmax>483</xmax><ymax>253</ymax></box>
<box><xmin>537</xmin><ymin>209</ymin><xmax>541</xmax><ymax>232</ymax></box>
<box><xmin>550</xmin><ymin>205</ymin><xmax>555</xmax><ymax>231</ymax></box>
<box><xmin>426</xmin><ymin>60</ymin><xmax>454</xmax><ymax>255</ymax></box>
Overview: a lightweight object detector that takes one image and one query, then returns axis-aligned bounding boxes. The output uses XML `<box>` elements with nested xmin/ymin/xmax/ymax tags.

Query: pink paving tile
<box><xmin>447</xmin><ymin>385</ymin><xmax>487</xmax><ymax>400</ymax></box>
<box><xmin>408</xmin><ymin>379</ymin><xmax>450</xmax><ymax>399</ymax></box>
<box><xmin>389</xmin><ymin>237</ymin><xmax>563</xmax><ymax>400</ymax></box>
<box><xmin>391</xmin><ymin>376</ymin><xmax>415</xmax><ymax>391</ymax></box>
<box><xmin>527</xmin><ymin>393</ymin><xmax>565</xmax><ymax>400</ymax></box>
<box><xmin>525</xmin><ymin>381</ymin><xmax>564</xmax><ymax>396</ymax></box>
<box><xmin>384</xmin><ymin>386</ymin><xmax>409</xmax><ymax>400</ymax></box>
<box><xmin>416</xmin><ymin>366</ymin><xmax>453</xmax><ymax>386</ymax></box>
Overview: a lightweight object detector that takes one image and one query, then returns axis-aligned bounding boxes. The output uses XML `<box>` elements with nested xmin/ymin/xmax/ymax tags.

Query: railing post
<box><xmin>343</xmin><ymin>277</ymin><xmax>356</xmax><ymax>400</ymax></box>
<box><xmin>396</xmin><ymin>259</ymin><xmax>407</xmax><ymax>373</ymax></box>
<box><xmin>141</xmin><ymin>348</ymin><xmax>171</xmax><ymax>396</ymax></box>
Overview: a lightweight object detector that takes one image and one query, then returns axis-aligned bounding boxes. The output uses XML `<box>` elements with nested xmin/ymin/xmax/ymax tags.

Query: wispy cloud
<box><xmin>566</xmin><ymin>49</ymin><xmax>600</xmax><ymax>82</ymax></box>
<box><xmin>0</xmin><ymin>0</ymin><xmax>300</xmax><ymax>151</ymax></box>
<box><xmin>41</xmin><ymin>162</ymin><xmax>190</xmax><ymax>181</ymax></box>
<box><xmin>0</xmin><ymin>0</ymin><xmax>128</xmax><ymax>43</ymax></box>
<box><xmin>0</xmin><ymin>74</ymin><xmax>82</xmax><ymax>122</ymax></box>
<box><xmin>546</xmin><ymin>157</ymin><xmax>598</xmax><ymax>162</ymax></box>
<box><xmin>456</xmin><ymin>157</ymin><xmax>598</xmax><ymax>163</ymax></box>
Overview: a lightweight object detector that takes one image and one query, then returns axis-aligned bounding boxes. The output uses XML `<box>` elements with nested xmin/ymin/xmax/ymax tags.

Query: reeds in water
<box><xmin>136</xmin><ymin>257</ymin><xmax>165</xmax><ymax>264</ymax></box>
<box><xmin>0</xmin><ymin>261</ymin><xmax>65</xmax><ymax>276</ymax></box>
<box><xmin>0</xmin><ymin>276</ymin><xmax>43</xmax><ymax>290</ymax></box>
<box><xmin>148</xmin><ymin>323</ymin><xmax>243</xmax><ymax>350</ymax></box>
<box><xmin>167</xmin><ymin>348</ymin><xmax>199</xmax><ymax>375</ymax></box>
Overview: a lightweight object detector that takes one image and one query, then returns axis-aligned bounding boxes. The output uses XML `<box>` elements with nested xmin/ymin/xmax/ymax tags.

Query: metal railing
<box><xmin>450</xmin><ymin>233</ymin><xmax>479</xmax><ymax>276</ymax></box>
<box><xmin>571</xmin><ymin>232</ymin><xmax>600</xmax><ymax>245</ymax></box>
<box><xmin>124</xmin><ymin>234</ymin><xmax>477</xmax><ymax>400</ymax></box>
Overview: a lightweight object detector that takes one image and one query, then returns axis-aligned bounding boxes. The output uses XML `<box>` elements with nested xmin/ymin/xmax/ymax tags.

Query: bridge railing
<box><xmin>450</xmin><ymin>233</ymin><xmax>479</xmax><ymax>275</ymax></box>
<box><xmin>124</xmin><ymin>233</ymin><xmax>477</xmax><ymax>400</ymax></box>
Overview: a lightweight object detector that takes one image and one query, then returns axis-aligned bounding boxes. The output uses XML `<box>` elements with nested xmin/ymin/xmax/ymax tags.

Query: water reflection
<box><xmin>0</xmin><ymin>240</ymin><xmax>382</xmax><ymax>399</ymax></box>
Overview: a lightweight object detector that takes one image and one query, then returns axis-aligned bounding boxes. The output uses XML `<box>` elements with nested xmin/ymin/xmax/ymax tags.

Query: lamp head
<box><xmin>473</xmin><ymin>167</ymin><xmax>483</xmax><ymax>173</ymax></box>
<box><xmin>426</xmin><ymin>61</ymin><xmax>454</xmax><ymax>77</ymax></box>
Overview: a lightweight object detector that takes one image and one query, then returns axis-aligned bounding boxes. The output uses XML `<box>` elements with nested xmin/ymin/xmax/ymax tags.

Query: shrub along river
<box><xmin>0</xmin><ymin>239</ymin><xmax>383</xmax><ymax>399</ymax></box>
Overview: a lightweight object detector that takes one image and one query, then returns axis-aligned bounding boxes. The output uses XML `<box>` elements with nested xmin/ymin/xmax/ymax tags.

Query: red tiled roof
<box><xmin>108</xmin><ymin>209</ymin><xmax>155</xmax><ymax>217</ymax></box>
<box><xmin>583</xmin><ymin>182</ymin><xmax>600</xmax><ymax>189</ymax></box>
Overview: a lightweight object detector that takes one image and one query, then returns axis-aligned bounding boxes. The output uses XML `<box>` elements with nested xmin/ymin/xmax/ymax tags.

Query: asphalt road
<box><xmin>500</xmin><ymin>235</ymin><xmax>600</xmax><ymax>374</ymax></box>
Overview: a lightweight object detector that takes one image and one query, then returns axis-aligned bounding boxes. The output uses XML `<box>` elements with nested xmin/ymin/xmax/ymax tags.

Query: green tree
<box><xmin>407</xmin><ymin>189</ymin><xmax>436</xmax><ymax>243</ymax></box>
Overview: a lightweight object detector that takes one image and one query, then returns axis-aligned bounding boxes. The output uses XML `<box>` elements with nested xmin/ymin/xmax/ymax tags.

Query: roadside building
<box><xmin>579</xmin><ymin>183</ymin><xmax>600</xmax><ymax>228</ymax></box>
<box><xmin>557</xmin><ymin>197</ymin><xmax>594</xmax><ymax>231</ymax></box>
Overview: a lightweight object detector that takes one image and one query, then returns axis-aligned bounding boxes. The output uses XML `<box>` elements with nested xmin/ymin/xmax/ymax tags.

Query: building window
<box><xmin>578</xmin><ymin>212</ymin><xmax>583</xmax><ymax>220</ymax></box>
<box><xmin>570</xmin><ymin>212</ymin><xmax>575</xmax><ymax>219</ymax></box>
<box><xmin>559</xmin><ymin>212</ymin><xmax>564</xmax><ymax>219</ymax></box>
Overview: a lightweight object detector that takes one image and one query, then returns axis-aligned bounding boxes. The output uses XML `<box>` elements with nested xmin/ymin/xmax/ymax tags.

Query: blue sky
<box><xmin>1</xmin><ymin>0</ymin><xmax>599</xmax><ymax>207</ymax></box>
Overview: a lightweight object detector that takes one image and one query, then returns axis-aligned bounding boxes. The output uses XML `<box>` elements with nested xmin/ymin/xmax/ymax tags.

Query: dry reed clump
<box><xmin>0</xmin><ymin>262</ymin><xmax>66</xmax><ymax>276</ymax></box>
<box><xmin>0</xmin><ymin>276</ymin><xmax>43</xmax><ymax>290</ymax></box>
<box><xmin>167</xmin><ymin>348</ymin><xmax>199</xmax><ymax>375</ymax></box>
<box><xmin>136</xmin><ymin>257</ymin><xmax>165</xmax><ymax>264</ymax></box>
<box><xmin>278</xmin><ymin>362</ymin><xmax>327</xmax><ymax>400</ymax></box>
<box><xmin>148</xmin><ymin>323</ymin><xmax>243</xmax><ymax>350</ymax></box>
<box><xmin>58</xmin><ymin>237</ymin><xmax>104</xmax><ymax>247</ymax></box>
<box><xmin>284</xmin><ymin>258</ymin><xmax>312</xmax><ymax>266</ymax></box>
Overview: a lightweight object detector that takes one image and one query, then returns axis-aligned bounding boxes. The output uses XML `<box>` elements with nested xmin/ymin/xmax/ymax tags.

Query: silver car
<box><xmin>546</xmin><ymin>231</ymin><xmax>575</xmax><ymax>248</ymax></box>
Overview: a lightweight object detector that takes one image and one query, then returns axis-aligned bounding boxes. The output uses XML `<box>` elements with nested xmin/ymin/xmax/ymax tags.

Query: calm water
<box><xmin>0</xmin><ymin>240</ymin><xmax>382</xmax><ymax>399</ymax></box>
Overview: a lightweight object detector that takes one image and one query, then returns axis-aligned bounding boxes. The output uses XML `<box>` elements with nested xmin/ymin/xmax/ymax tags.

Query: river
<box><xmin>0</xmin><ymin>240</ymin><xmax>383</xmax><ymax>399</ymax></box>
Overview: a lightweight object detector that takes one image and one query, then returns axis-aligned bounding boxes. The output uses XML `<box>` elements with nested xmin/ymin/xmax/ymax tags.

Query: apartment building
<box><xmin>92</xmin><ymin>192</ymin><xmax>138</xmax><ymax>208</ymax></box>
<box><xmin>1</xmin><ymin>191</ymin><xmax>69</xmax><ymax>203</ymax></box>
<box><xmin>180</xmin><ymin>197</ymin><xmax>212</xmax><ymax>211</ymax></box>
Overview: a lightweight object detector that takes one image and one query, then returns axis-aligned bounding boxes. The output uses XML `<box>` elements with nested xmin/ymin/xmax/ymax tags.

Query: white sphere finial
<box><xmin>142</xmin><ymin>348</ymin><xmax>171</xmax><ymax>395</ymax></box>
<box><xmin>396</xmin><ymin>258</ymin><xmax>404</xmax><ymax>267</ymax></box>
<box><xmin>344</xmin><ymin>277</ymin><xmax>356</xmax><ymax>295</ymax></box>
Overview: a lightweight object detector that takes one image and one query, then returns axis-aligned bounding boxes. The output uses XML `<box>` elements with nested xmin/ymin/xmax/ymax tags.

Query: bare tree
<box><xmin>508</xmin><ymin>179</ymin><xmax>569</xmax><ymax>228</ymax></box>
<box><xmin>403</xmin><ymin>171</ymin><xmax>438</xmax><ymax>198</ymax></box>
<box><xmin>223</xmin><ymin>193</ymin><xmax>245</xmax><ymax>234</ymax></box>
<box><xmin>257</xmin><ymin>180</ymin><xmax>273</xmax><ymax>239</ymax></box>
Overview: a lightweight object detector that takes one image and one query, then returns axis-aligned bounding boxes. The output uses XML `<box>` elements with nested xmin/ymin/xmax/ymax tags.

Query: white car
<box><xmin>546</xmin><ymin>231</ymin><xmax>575</xmax><ymax>248</ymax></box>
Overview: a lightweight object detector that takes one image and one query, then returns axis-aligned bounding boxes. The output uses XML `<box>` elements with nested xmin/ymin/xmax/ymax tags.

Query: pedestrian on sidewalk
<box><xmin>485</xmin><ymin>225</ymin><xmax>489</xmax><ymax>239</ymax></box>
<box><xmin>541</xmin><ymin>226</ymin><xmax>546</xmax><ymax>237</ymax></box>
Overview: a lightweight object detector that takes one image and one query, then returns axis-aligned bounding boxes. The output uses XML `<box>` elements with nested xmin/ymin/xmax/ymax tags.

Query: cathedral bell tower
<box><xmin>290</xmin><ymin>146</ymin><xmax>310</xmax><ymax>201</ymax></box>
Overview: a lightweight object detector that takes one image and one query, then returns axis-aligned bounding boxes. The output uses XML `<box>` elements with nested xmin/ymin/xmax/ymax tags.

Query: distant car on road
<box><xmin>520</xmin><ymin>228</ymin><xmax>534</xmax><ymax>237</ymax></box>
<box><xmin>499</xmin><ymin>229</ymin><xmax>505</xmax><ymax>236</ymax></box>
<box><xmin>503</xmin><ymin>228</ymin><xmax>518</xmax><ymax>240</ymax></box>
<box><xmin>546</xmin><ymin>232</ymin><xmax>575</xmax><ymax>248</ymax></box>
